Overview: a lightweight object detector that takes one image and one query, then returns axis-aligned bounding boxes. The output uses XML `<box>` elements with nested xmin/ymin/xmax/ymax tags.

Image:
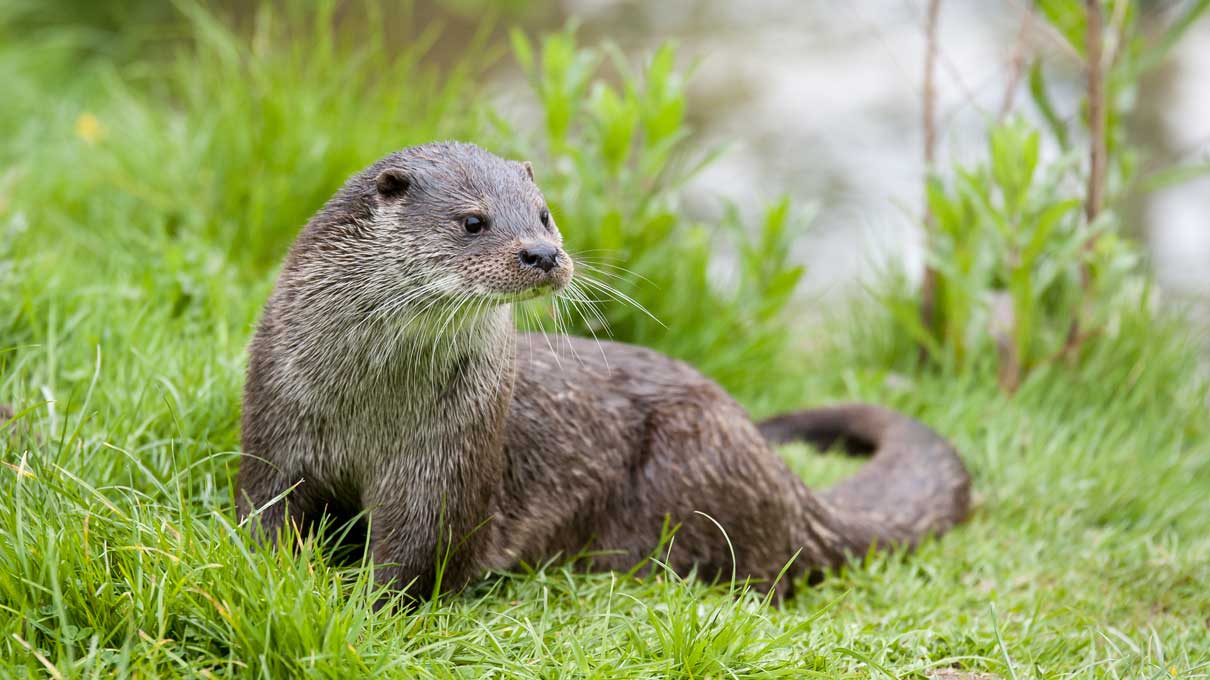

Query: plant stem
<box><xmin>999</xmin><ymin>3</ymin><xmax>1034</xmax><ymax>119</ymax></box>
<box><xmin>1065</xmin><ymin>0</ymin><xmax>1107</xmax><ymax>357</ymax></box>
<box><xmin>919</xmin><ymin>0</ymin><xmax>941</xmax><ymax>358</ymax></box>
<box><xmin>1085</xmin><ymin>0</ymin><xmax>1107</xmax><ymax>225</ymax></box>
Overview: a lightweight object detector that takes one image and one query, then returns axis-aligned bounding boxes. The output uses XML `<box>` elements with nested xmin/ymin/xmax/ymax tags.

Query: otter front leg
<box><xmin>363</xmin><ymin>469</ymin><xmax>493</xmax><ymax>601</ymax></box>
<box><xmin>235</xmin><ymin>456</ymin><xmax>314</xmax><ymax>545</ymax></box>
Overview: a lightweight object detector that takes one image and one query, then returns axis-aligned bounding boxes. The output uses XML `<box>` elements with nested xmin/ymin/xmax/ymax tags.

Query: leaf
<box><xmin>989</xmin><ymin>119</ymin><xmax>1040</xmax><ymax>215</ymax></box>
<box><xmin>760</xmin><ymin>196</ymin><xmax>792</xmax><ymax>250</ymax></box>
<box><xmin>1136</xmin><ymin>0</ymin><xmax>1210</xmax><ymax>74</ymax></box>
<box><xmin>510</xmin><ymin>28</ymin><xmax>534</xmax><ymax>77</ymax></box>
<box><xmin>1139</xmin><ymin>161</ymin><xmax>1210</xmax><ymax>193</ymax></box>
<box><xmin>926</xmin><ymin>176</ymin><xmax>962</xmax><ymax>237</ymax></box>
<box><xmin>640</xmin><ymin>44</ymin><xmax>685</xmax><ymax>145</ymax></box>
<box><xmin>1036</xmin><ymin>0</ymin><xmax>1086</xmax><ymax>57</ymax></box>
<box><xmin>886</xmin><ymin>295</ymin><xmax>945</xmax><ymax>360</ymax></box>
<box><xmin>589</xmin><ymin>83</ymin><xmax>639</xmax><ymax>172</ymax></box>
<box><xmin>757</xmin><ymin>266</ymin><xmax>805</xmax><ymax>321</ymax></box>
<box><xmin>1028</xmin><ymin>60</ymin><xmax>1070</xmax><ymax>150</ymax></box>
<box><xmin>1009</xmin><ymin>265</ymin><xmax>1036</xmax><ymax>367</ymax></box>
<box><xmin>1023</xmin><ymin>199</ymin><xmax>1080</xmax><ymax>263</ymax></box>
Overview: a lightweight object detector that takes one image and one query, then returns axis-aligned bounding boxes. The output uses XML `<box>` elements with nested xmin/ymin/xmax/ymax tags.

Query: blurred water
<box><xmin>554</xmin><ymin>0</ymin><xmax>1210</xmax><ymax>312</ymax></box>
<box><xmin>1147</xmin><ymin>21</ymin><xmax>1210</xmax><ymax>300</ymax></box>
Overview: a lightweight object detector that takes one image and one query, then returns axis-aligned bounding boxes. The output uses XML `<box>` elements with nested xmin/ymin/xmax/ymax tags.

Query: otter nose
<box><xmin>518</xmin><ymin>244</ymin><xmax>560</xmax><ymax>273</ymax></box>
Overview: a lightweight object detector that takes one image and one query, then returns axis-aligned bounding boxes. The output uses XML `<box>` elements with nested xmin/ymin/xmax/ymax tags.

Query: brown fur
<box><xmin>237</xmin><ymin>141</ymin><xmax>971</xmax><ymax>600</ymax></box>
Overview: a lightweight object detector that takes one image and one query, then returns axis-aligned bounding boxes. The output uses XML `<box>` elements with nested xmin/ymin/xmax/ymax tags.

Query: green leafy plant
<box><xmin>888</xmin><ymin>117</ymin><xmax>1138</xmax><ymax>385</ymax></box>
<box><xmin>1031</xmin><ymin>0</ymin><xmax>1210</xmax><ymax>204</ymax></box>
<box><xmin>503</xmin><ymin>28</ymin><xmax>808</xmax><ymax>402</ymax></box>
<box><xmin>902</xmin><ymin>0</ymin><xmax>1209</xmax><ymax>390</ymax></box>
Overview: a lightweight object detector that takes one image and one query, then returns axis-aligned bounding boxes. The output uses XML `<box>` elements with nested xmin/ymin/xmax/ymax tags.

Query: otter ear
<box><xmin>519</xmin><ymin>161</ymin><xmax>534</xmax><ymax>181</ymax></box>
<box><xmin>375</xmin><ymin>168</ymin><xmax>411</xmax><ymax>199</ymax></box>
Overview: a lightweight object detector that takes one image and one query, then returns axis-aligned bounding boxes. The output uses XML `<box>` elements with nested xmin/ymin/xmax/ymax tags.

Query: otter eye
<box><xmin>463</xmin><ymin>215</ymin><xmax>487</xmax><ymax>235</ymax></box>
<box><xmin>539</xmin><ymin>209</ymin><xmax>551</xmax><ymax>230</ymax></box>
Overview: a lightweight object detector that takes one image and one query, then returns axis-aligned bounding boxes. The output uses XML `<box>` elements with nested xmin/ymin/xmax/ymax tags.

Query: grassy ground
<box><xmin>2</xmin><ymin>4</ymin><xmax>1209</xmax><ymax>678</ymax></box>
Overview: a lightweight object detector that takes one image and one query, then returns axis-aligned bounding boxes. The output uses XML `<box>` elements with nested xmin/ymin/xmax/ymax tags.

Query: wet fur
<box><xmin>237</xmin><ymin>141</ymin><xmax>971</xmax><ymax>600</ymax></box>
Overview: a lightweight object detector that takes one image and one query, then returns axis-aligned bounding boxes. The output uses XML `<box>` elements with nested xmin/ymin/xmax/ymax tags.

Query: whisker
<box><xmin>565</xmin><ymin>248</ymin><xmax>622</xmax><ymax>259</ymax></box>
<box><xmin>574</xmin><ymin>260</ymin><xmax>657</xmax><ymax>287</ymax></box>
<box><xmin>575</xmin><ymin>274</ymin><xmax>666</xmax><ymax>328</ymax></box>
<box><xmin>551</xmin><ymin>295</ymin><xmax>585</xmax><ymax>366</ymax></box>
<box><xmin>559</xmin><ymin>289</ymin><xmax>610</xmax><ymax>371</ymax></box>
<box><xmin>563</xmin><ymin>281</ymin><xmax>613</xmax><ymax>337</ymax></box>
<box><xmin>533</xmin><ymin>300</ymin><xmax>563</xmax><ymax>373</ymax></box>
<box><xmin>428</xmin><ymin>291</ymin><xmax>474</xmax><ymax>379</ymax></box>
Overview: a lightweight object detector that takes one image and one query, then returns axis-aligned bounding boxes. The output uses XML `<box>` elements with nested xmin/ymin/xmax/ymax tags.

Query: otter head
<box><xmin>364</xmin><ymin>142</ymin><xmax>572</xmax><ymax>312</ymax></box>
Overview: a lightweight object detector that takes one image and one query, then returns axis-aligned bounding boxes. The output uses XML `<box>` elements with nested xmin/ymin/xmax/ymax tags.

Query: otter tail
<box><xmin>758</xmin><ymin>403</ymin><xmax>971</xmax><ymax>560</ymax></box>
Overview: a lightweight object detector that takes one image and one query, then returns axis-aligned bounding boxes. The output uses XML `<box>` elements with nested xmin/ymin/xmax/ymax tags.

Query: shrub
<box><xmin>503</xmin><ymin>28</ymin><xmax>809</xmax><ymax>403</ymax></box>
<box><xmin>896</xmin><ymin>0</ymin><xmax>1209</xmax><ymax>390</ymax></box>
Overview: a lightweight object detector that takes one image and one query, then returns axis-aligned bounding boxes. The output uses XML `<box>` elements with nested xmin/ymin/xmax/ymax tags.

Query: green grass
<box><xmin>2</xmin><ymin>4</ymin><xmax>1209</xmax><ymax>678</ymax></box>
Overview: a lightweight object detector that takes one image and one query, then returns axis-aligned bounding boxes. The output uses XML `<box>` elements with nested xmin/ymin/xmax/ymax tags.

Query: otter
<box><xmin>237</xmin><ymin>141</ymin><xmax>970</xmax><ymax>600</ymax></box>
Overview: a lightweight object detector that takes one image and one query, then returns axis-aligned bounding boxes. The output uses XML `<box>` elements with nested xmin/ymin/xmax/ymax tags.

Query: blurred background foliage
<box><xmin>2</xmin><ymin>0</ymin><xmax>1207</xmax><ymax>403</ymax></box>
<box><xmin>1</xmin><ymin>0</ymin><xmax>1207</xmax><ymax>418</ymax></box>
<box><xmin>0</xmin><ymin>0</ymin><xmax>824</xmax><ymax>411</ymax></box>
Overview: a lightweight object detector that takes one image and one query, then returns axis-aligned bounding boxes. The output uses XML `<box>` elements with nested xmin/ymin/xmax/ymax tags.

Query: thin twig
<box><xmin>999</xmin><ymin>2</ymin><xmax>1035</xmax><ymax>118</ymax></box>
<box><xmin>1005</xmin><ymin>0</ymin><xmax>1082</xmax><ymax>62</ymax></box>
<box><xmin>922</xmin><ymin>0</ymin><xmax>941</xmax><ymax>169</ymax></box>
<box><xmin>1106</xmin><ymin>0</ymin><xmax>1130</xmax><ymax>69</ymax></box>
<box><xmin>1064</xmin><ymin>0</ymin><xmax>1107</xmax><ymax>358</ymax></box>
<box><xmin>919</xmin><ymin>0</ymin><xmax>941</xmax><ymax>359</ymax></box>
<box><xmin>1085</xmin><ymin>0</ymin><xmax>1107</xmax><ymax>225</ymax></box>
